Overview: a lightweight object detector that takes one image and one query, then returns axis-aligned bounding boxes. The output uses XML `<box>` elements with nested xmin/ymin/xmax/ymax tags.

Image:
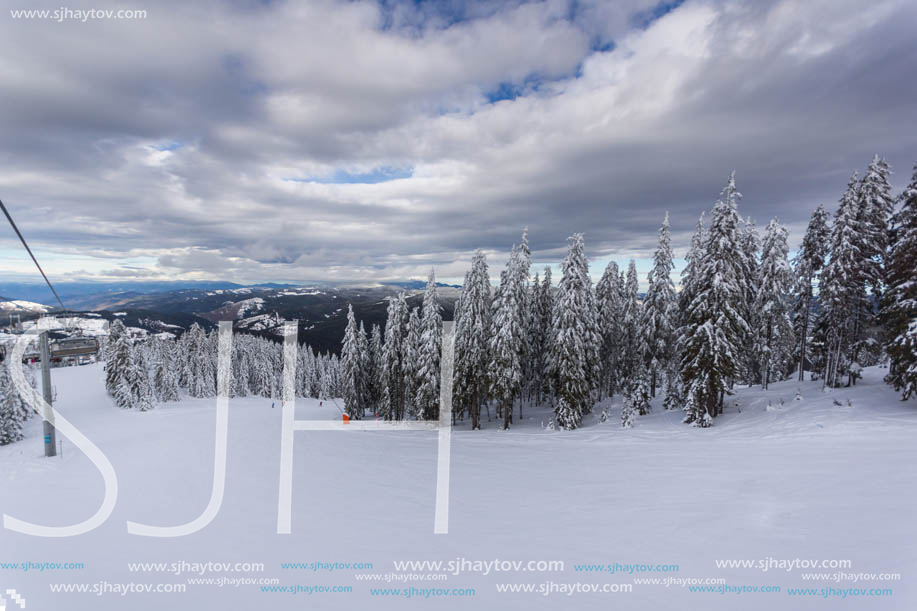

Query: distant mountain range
<box><xmin>0</xmin><ymin>281</ymin><xmax>459</xmax><ymax>354</ymax></box>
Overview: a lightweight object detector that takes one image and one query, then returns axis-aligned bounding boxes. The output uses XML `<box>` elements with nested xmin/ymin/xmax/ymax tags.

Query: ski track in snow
<box><xmin>1</xmin><ymin>365</ymin><xmax>915</xmax><ymax>609</ymax></box>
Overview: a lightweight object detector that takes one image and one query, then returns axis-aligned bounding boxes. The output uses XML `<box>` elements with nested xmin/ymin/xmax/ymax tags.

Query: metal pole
<box><xmin>40</xmin><ymin>331</ymin><xmax>57</xmax><ymax>457</ymax></box>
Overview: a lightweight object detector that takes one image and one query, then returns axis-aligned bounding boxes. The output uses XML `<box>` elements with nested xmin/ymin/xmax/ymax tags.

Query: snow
<box><xmin>1</xmin><ymin>365</ymin><xmax>915</xmax><ymax>610</ymax></box>
<box><xmin>234</xmin><ymin>297</ymin><xmax>265</xmax><ymax>318</ymax></box>
<box><xmin>236</xmin><ymin>311</ymin><xmax>283</xmax><ymax>332</ymax></box>
<box><xmin>0</xmin><ymin>299</ymin><xmax>50</xmax><ymax>313</ymax></box>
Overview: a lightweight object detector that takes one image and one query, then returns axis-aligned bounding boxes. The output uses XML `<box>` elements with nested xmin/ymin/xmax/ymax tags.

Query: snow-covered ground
<box><xmin>1</xmin><ymin>364</ymin><xmax>915</xmax><ymax>610</ymax></box>
<box><xmin>0</xmin><ymin>299</ymin><xmax>50</xmax><ymax>314</ymax></box>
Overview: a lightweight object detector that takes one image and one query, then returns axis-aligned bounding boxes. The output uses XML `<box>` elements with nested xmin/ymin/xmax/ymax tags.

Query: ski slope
<box><xmin>1</xmin><ymin>363</ymin><xmax>915</xmax><ymax>610</ymax></box>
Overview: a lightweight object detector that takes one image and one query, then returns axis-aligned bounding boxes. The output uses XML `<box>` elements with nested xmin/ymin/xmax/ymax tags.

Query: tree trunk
<box><xmin>798</xmin><ymin>296</ymin><xmax>810</xmax><ymax>381</ymax></box>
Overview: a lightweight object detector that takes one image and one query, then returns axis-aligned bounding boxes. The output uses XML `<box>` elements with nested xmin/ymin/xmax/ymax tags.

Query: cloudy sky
<box><xmin>0</xmin><ymin>0</ymin><xmax>915</xmax><ymax>287</ymax></box>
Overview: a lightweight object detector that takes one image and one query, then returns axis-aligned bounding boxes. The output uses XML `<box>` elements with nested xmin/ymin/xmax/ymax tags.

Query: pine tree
<box><xmin>513</xmin><ymin>230</ymin><xmax>532</xmax><ymax>409</ymax></box>
<box><xmin>185</xmin><ymin>323</ymin><xmax>216</xmax><ymax>398</ymax></box>
<box><xmin>319</xmin><ymin>356</ymin><xmax>334</xmax><ymax>400</ymax></box>
<box><xmin>526</xmin><ymin>271</ymin><xmax>542</xmax><ymax>402</ymax></box>
<box><xmin>128</xmin><ymin>344</ymin><xmax>155</xmax><ymax>411</ymax></box>
<box><xmin>738</xmin><ymin>217</ymin><xmax>761</xmax><ymax>385</ymax></box>
<box><xmin>489</xmin><ymin>252</ymin><xmax>524</xmax><ymax>429</ymax></box>
<box><xmin>596</xmin><ymin>261</ymin><xmax>623</xmax><ymax>398</ymax></box>
<box><xmin>858</xmin><ymin>155</ymin><xmax>894</xmax><ymax>293</ymax></box>
<box><xmin>662</xmin><ymin>370</ymin><xmax>684</xmax><ymax>411</ymax></box>
<box><xmin>381</xmin><ymin>292</ymin><xmax>408</xmax><ymax>420</ymax></box>
<box><xmin>105</xmin><ymin>319</ymin><xmax>135</xmax><ymax>408</ymax></box>
<box><xmin>415</xmin><ymin>271</ymin><xmax>443</xmax><ymax>421</ymax></box>
<box><xmin>635</xmin><ymin>366</ymin><xmax>653</xmax><ymax>416</ymax></box>
<box><xmin>882</xmin><ymin>164</ymin><xmax>917</xmax><ymax>398</ymax></box>
<box><xmin>535</xmin><ymin>267</ymin><xmax>554</xmax><ymax>402</ymax></box>
<box><xmin>820</xmin><ymin>173</ymin><xmax>871</xmax><ymax>387</ymax></box>
<box><xmin>403</xmin><ymin>305</ymin><xmax>422</xmax><ymax>419</ymax></box>
<box><xmin>621</xmin><ymin>259</ymin><xmax>642</xmax><ymax>383</ymax></box>
<box><xmin>620</xmin><ymin>400</ymin><xmax>636</xmax><ymax>429</ymax></box>
<box><xmin>358</xmin><ymin>321</ymin><xmax>370</xmax><ymax>408</ymax></box>
<box><xmin>756</xmin><ymin>218</ymin><xmax>794</xmax><ymax>388</ymax></box>
<box><xmin>642</xmin><ymin>213</ymin><xmax>677</xmax><ymax>396</ymax></box>
<box><xmin>0</xmin><ymin>362</ymin><xmax>24</xmax><ymax>445</ymax></box>
<box><xmin>624</xmin><ymin>365</ymin><xmax>652</xmax><ymax>419</ymax></box>
<box><xmin>549</xmin><ymin>234</ymin><xmax>596</xmax><ymax>429</ymax></box>
<box><xmin>679</xmin><ymin>213</ymin><xmax>706</xmax><ymax>322</ymax></box>
<box><xmin>368</xmin><ymin>324</ymin><xmax>384</xmax><ymax>415</ymax></box>
<box><xmin>453</xmin><ymin>250</ymin><xmax>491</xmax><ymax>429</ymax></box>
<box><xmin>340</xmin><ymin>304</ymin><xmax>365</xmax><ymax>419</ymax></box>
<box><xmin>680</xmin><ymin>173</ymin><xmax>750</xmax><ymax>425</ymax></box>
<box><xmin>153</xmin><ymin>340</ymin><xmax>180</xmax><ymax>402</ymax></box>
<box><xmin>674</xmin><ymin>212</ymin><xmax>706</xmax><ymax>406</ymax></box>
<box><xmin>792</xmin><ymin>204</ymin><xmax>831</xmax><ymax>380</ymax></box>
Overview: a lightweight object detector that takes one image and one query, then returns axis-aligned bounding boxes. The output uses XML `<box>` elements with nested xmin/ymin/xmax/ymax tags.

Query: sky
<box><xmin>0</xmin><ymin>0</ymin><xmax>915</xmax><ymax>288</ymax></box>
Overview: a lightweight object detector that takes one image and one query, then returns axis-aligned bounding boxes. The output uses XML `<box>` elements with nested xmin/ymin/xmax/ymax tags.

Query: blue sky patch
<box><xmin>285</xmin><ymin>166</ymin><xmax>414</xmax><ymax>184</ymax></box>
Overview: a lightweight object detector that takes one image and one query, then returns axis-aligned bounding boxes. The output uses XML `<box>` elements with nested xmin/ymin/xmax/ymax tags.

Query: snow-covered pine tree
<box><xmin>318</xmin><ymin>355</ymin><xmax>334</xmax><ymax>400</ymax></box>
<box><xmin>368</xmin><ymin>323</ymin><xmax>384</xmax><ymax>415</ymax></box>
<box><xmin>738</xmin><ymin>216</ymin><xmax>761</xmax><ymax>385</ymax></box>
<box><xmin>679</xmin><ymin>213</ymin><xmax>706</xmax><ymax>322</ymax></box>
<box><xmin>620</xmin><ymin>400</ymin><xmax>635</xmax><ymax>429</ymax></box>
<box><xmin>230</xmin><ymin>336</ymin><xmax>249</xmax><ymax>398</ymax></box>
<box><xmin>453</xmin><ymin>250</ymin><xmax>491</xmax><ymax>429</ymax></box>
<box><xmin>621</xmin><ymin>259</ymin><xmax>642</xmax><ymax>384</ymax></box>
<box><xmin>792</xmin><ymin>204</ymin><xmax>831</xmax><ymax>380</ymax></box>
<box><xmin>489</xmin><ymin>251</ymin><xmax>524</xmax><ymax>429</ymax></box>
<box><xmin>128</xmin><ymin>344</ymin><xmax>155</xmax><ymax>411</ymax></box>
<box><xmin>1</xmin><ymin>357</ymin><xmax>32</xmax><ymax>424</ymax></box>
<box><xmin>251</xmin><ymin>338</ymin><xmax>274</xmax><ymax>397</ymax></box>
<box><xmin>881</xmin><ymin>163</ymin><xmax>917</xmax><ymax>398</ymax></box>
<box><xmin>626</xmin><ymin>365</ymin><xmax>652</xmax><ymax>417</ymax></box>
<box><xmin>415</xmin><ymin>270</ymin><xmax>443</xmax><ymax>421</ymax></box>
<box><xmin>294</xmin><ymin>342</ymin><xmax>308</xmax><ymax>398</ymax></box>
<box><xmin>403</xmin><ymin>305</ymin><xmax>422</xmax><ymax>419</ymax></box>
<box><xmin>673</xmin><ymin>212</ymin><xmax>706</xmax><ymax>408</ymax></box>
<box><xmin>596</xmin><ymin>261</ymin><xmax>623</xmax><ymax>398</ymax></box>
<box><xmin>549</xmin><ymin>233</ymin><xmax>596</xmax><ymax>429</ymax></box>
<box><xmin>513</xmin><ymin>229</ymin><xmax>532</xmax><ymax>408</ymax></box>
<box><xmin>330</xmin><ymin>353</ymin><xmax>342</xmax><ymax>397</ymax></box>
<box><xmin>756</xmin><ymin>219</ymin><xmax>794</xmax><ymax>389</ymax></box>
<box><xmin>595</xmin><ymin>261</ymin><xmax>623</xmax><ymax>400</ymax></box>
<box><xmin>680</xmin><ymin>172</ymin><xmax>750</xmax><ymax>425</ymax></box>
<box><xmin>535</xmin><ymin>267</ymin><xmax>554</xmax><ymax>402</ymax></box>
<box><xmin>381</xmin><ymin>292</ymin><xmax>408</xmax><ymax>420</ymax></box>
<box><xmin>526</xmin><ymin>270</ymin><xmax>541</xmax><ymax>403</ymax></box>
<box><xmin>0</xmin><ymin>361</ymin><xmax>24</xmax><ymax>445</ymax></box>
<box><xmin>858</xmin><ymin>155</ymin><xmax>895</xmax><ymax>294</ymax></box>
<box><xmin>358</xmin><ymin>320</ymin><xmax>371</xmax><ymax>410</ymax></box>
<box><xmin>820</xmin><ymin>173</ymin><xmax>871</xmax><ymax>387</ymax></box>
<box><xmin>153</xmin><ymin>340</ymin><xmax>180</xmax><ymax>402</ymax></box>
<box><xmin>175</xmin><ymin>329</ymin><xmax>193</xmax><ymax>390</ymax></box>
<box><xmin>641</xmin><ymin>213</ymin><xmax>677</xmax><ymax>396</ymax></box>
<box><xmin>340</xmin><ymin>304</ymin><xmax>365</xmax><ymax>419</ymax></box>
<box><xmin>662</xmin><ymin>370</ymin><xmax>684</xmax><ymax>411</ymax></box>
<box><xmin>185</xmin><ymin>323</ymin><xmax>216</xmax><ymax>398</ymax></box>
<box><xmin>105</xmin><ymin>319</ymin><xmax>134</xmax><ymax>409</ymax></box>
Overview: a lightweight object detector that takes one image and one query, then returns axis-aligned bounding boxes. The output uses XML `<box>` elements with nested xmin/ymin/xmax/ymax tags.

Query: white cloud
<box><xmin>0</xmin><ymin>0</ymin><xmax>915</xmax><ymax>284</ymax></box>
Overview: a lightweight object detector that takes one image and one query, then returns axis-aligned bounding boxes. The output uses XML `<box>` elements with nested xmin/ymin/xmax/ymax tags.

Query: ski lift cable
<box><xmin>0</xmin><ymin>198</ymin><xmax>81</xmax><ymax>336</ymax></box>
<box><xmin>0</xmin><ymin>198</ymin><xmax>67</xmax><ymax>311</ymax></box>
